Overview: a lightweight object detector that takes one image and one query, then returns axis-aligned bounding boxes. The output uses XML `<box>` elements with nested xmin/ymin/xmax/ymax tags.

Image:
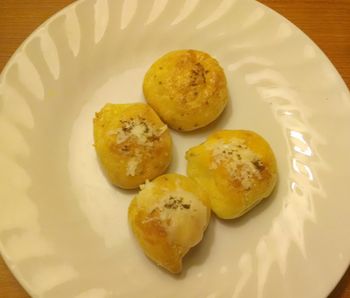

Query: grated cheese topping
<box><xmin>126</xmin><ymin>155</ymin><xmax>141</xmax><ymax>176</ymax></box>
<box><xmin>113</xmin><ymin>117</ymin><xmax>167</xmax><ymax>147</ymax></box>
<box><xmin>209</xmin><ymin>139</ymin><xmax>264</xmax><ymax>190</ymax></box>
<box><xmin>139</xmin><ymin>179</ymin><xmax>151</xmax><ymax>190</ymax></box>
<box><xmin>108</xmin><ymin>116</ymin><xmax>168</xmax><ymax>177</ymax></box>
<box><xmin>144</xmin><ymin>188</ymin><xmax>208</xmax><ymax>248</ymax></box>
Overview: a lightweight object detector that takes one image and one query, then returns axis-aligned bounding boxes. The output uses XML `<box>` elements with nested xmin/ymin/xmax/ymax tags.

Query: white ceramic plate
<box><xmin>0</xmin><ymin>0</ymin><xmax>349</xmax><ymax>297</ymax></box>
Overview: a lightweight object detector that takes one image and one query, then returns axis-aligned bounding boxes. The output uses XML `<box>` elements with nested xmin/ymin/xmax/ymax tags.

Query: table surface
<box><xmin>0</xmin><ymin>0</ymin><xmax>349</xmax><ymax>297</ymax></box>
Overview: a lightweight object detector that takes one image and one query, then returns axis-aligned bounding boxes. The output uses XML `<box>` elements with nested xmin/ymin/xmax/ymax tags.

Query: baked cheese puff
<box><xmin>128</xmin><ymin>173</ymin><xmax>211</xmax><ymax>274</ymax></box>
<box><xmin>143</xmin><ymin>50</ymin><xmax>228</xmax><ymax>131</ymax></box>
<box><xmin>186</xmin><ymin>130</ymin><xmax>277</xmax><ymax>219</ymax></box>
<box><xmin>93</xmin><ymin>103</ymin><xmax>172</xmax><ymax>189</ymax></box>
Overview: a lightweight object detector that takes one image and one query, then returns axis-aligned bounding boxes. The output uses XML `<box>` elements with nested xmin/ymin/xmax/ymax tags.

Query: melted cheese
<box><xmin>209</xmin><ymin>139</ymin><xmax>262</xmax><ymax>190</ymax></box>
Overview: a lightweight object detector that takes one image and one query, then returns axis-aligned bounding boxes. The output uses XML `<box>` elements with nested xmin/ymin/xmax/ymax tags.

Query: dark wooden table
<box><xmin>0</xmin><ymin>0</ymin><xmax>349</xmax><ymax>297</ymax></box>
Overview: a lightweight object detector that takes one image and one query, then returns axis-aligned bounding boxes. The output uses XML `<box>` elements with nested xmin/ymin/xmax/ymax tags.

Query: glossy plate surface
<box><xmin>0</xmin><ymin>0</ymin><xmax>349</xmax><ymax>297</ymax></box>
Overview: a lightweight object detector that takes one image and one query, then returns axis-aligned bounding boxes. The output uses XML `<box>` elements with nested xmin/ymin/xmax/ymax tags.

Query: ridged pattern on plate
<box><xmin>0</xmin><ymin>0</ymin><xmax>350</xmax><ymax>297</ymax></box>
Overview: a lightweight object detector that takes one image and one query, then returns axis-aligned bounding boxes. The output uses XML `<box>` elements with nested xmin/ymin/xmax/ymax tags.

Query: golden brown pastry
<box><xmin>93</xmin><ymin>103</ymin><xmax>172</xmax><ymax>189</ymax></box>
<box><xmin>186</xmin><ymin>130</ymin><xmax>277</xmax><ymax>219</ymax></box>
<box><xmin>143</xmin><ymin>49</ymin><xmax>228</xmax><ymax>131</ymax></box>
<box><xmin>128</xmin><ymin>173</ymin><xmax>211</xmax><ymax>273</ymax></box>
